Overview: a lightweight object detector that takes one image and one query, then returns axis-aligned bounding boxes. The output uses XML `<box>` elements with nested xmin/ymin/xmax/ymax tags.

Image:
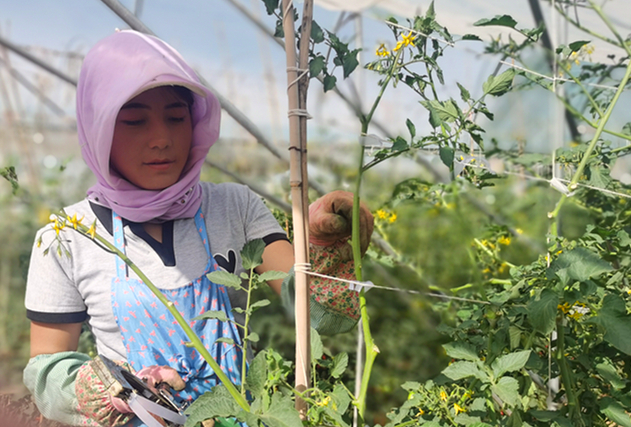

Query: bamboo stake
<box><xmin>280</xmin><ymin>0</ymin><xmax>312</xmax><ymax>416</ymax></box>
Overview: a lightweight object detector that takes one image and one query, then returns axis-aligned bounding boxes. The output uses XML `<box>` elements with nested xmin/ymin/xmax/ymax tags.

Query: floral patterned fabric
<box><xmin>75</xmin><ymin>360</ymin><xmax>134</xmax><ymax>427</ymax></box>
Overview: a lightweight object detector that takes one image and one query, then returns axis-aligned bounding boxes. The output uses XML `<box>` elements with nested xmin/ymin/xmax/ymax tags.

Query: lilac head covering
<box><xmin>77</xmin><ymin>30</ymin><xmax>221</xmax><ymax>222</ymax></box>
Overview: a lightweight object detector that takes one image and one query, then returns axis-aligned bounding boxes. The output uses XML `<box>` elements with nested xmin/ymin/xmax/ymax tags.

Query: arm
<box><xmin>256</xmin><ymin>239</ymin><xmax>295</xmax><ymax>295</ymax></box>
<box><xmin>30</xmin><ymin>321</ymin><xmax>82</xmax><ymax>357</ymax></box>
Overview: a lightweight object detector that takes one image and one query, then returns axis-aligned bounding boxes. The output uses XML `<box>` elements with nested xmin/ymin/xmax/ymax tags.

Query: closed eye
<box><xmin>169</xmin><ymin>116</ymin><xmax>186</xmax><ymax>123</ymax></box>
<box><xmin>122</xmin><ymin>119</ymin><xmax>145</xmax><ymax>126</ymax></box>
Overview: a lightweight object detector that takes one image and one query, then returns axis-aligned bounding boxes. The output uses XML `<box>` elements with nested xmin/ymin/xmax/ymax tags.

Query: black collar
<box><xmin>89</xmin><ymin>202</ymin><xmax>176</xmax><ymax>266</ymax></box>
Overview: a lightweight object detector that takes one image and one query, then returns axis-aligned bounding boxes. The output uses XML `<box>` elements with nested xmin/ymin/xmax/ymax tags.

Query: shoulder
<box><xmin>34</xmin><ymin>199</ymin><xmax>94</xmax><ymax>240</ymax></box>
<box><xmin>200</xmin><ymin>182</ymin><xmax>258</xmax><ymax>209</ymax></box>
<box><xmin>200</xmin><ymin>181</ymin><xmax>252</xmax><ymax>198</ymax></box>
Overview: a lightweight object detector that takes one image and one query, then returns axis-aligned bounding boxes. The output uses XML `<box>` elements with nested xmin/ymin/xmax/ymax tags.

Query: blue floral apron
<box><xmin>110</xmin><ymin>209</ymin><xmax>243</xmax><ymax>426</ymax></box>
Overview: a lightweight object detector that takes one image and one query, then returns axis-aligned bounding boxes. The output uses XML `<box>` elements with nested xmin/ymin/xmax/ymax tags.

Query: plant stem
<box><xmin>548</xmin><ymin>58</ymin><xmax>631</xmax><ymax>221</ymax></box>
<box><xmin>240</xmin><ymin>268</ymin><xmax>255</xmax><ymax>395</ymax></box>
<box><xmin>68</xmin><ymin>218</ymin><xmax>250</xmax><ymax>412</ymax></box>
<box><xmin>555</xmin><ymin>318</ymin><xmax>584</xmax><ymax>426</ymax></box>
<box><xmin>589</xmin><ymin>0</ymin><xmax>631</xmax><ymax>57</ymax></box>
<box><xmin>353</xmin><ymin>49</ymin><xmax>403</xmax><ymax>419</ymax></box>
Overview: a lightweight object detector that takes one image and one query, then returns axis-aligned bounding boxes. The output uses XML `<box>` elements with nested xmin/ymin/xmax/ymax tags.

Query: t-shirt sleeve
<box><xmin>25</xmin><ymin>227</ymin><xmax>88</xmax><ymax>323</ymax></box>
<box><xmin>240</xmin><ymin>185</ymin><xmax>289</xmax><ymax>245</ymax></box>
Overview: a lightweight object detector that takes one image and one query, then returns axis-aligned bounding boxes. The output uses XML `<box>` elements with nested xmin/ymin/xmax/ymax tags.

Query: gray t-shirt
<box><xmin>25</xmin><ymin>182</ymin><xmax>287</xmax><ymax>361</ymax></box>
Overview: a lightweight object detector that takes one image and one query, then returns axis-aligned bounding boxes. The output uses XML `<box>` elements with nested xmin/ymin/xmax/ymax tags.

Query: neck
<box><xmin>143</xmin><ymin>223</ymin><xmax>163</xmax><ymax>243</ymax></box>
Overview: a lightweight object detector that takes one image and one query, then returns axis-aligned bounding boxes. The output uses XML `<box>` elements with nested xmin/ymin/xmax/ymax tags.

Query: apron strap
<box><xmin>112</xmin><ymin>212</ymin><xmax>128</xmax><ymax>279</ymax></box>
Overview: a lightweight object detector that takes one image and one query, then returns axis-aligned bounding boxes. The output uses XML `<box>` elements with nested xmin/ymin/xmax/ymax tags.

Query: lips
<box><xmin>145</xmin><ymin>159</ymin><xmax>175</xmax><ymax>170</ymax></box>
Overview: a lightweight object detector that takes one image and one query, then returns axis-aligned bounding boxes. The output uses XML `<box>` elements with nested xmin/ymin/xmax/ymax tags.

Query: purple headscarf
<box><xmin>77</xmin><ymin>30</ymin><xmax>221</xmax><ymax>222</ymax></box>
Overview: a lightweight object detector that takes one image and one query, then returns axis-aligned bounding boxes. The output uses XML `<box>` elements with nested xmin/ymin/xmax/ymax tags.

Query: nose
<box><xmin>147</xmin><ymin>120</ymin><xmax>172</xmax><ymax>150</ymax></box>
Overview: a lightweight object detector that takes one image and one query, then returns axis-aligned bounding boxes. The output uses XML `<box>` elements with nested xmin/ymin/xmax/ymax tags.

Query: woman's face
<box><xmin>110</xmin><ymin>86</ymin><xmax>193</xmax><ymax>191</ymax></box>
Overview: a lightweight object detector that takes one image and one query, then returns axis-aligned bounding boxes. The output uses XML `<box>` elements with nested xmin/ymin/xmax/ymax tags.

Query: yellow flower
<box><xmin>401</xmin><ymin>31</ymin><xmax>415</xmax><ymax>47</ymax></box>
<box><xmin>569</xmin><ymin>311</ymin><xmax>583</xmax><ymax>321</ymax></box>
<box><xmin>36</xmin><ymin>236</ymin><xmax>42</xmax><ymax>248</ymax></box>
<box><xmin>515</xmin><ymin>228</ymin><xmax>523</xmax><ymax>235</ymax></box>
<box><xmin>558</xmin><ymin>302</ymin><xmax>571</xmax><ymax>314</ymax></box>
<box><xmin>52</xmin><ymin>218</ymin><xmax>65</xmax><ymax>236</ymax></box>
<box><xmin>67</xmin><ymin>214</ymin><xmax>84</xmax><ymax>230</ymax></box>
<box><xmin>87</xmin><ymin>221</ymin><xmax>97</xmax><ymax>239</ymax></box>
<box><xmin>376</xmin><ymin>43</ymin><xmax>389</xmax><ymax>57</ymax></box>
<box><xmin>376</xmin><ymin>209</ymin><xmax>388</xmax><ymax>220</ymax></box>
<box><xmin>417</xmin><ymin>408</ymin><xmax>425</xmax><ymax>416</ymax></box>
<box><xmin>463</xmin><ymin>390</ymin><xmax>472</xmax><ymax>400</ymax></box>
<box><xmin>440</xmin><ymin>390</ymin><xmax>447</xmax><ymax>401</ymax></box>
<box><xmin>393</xmin><ymin>40</ymin><xmax>404</xmax><ymax>52</ymax></box>
<box><xmin>498</xmin><ymin>236</ymin><xmax>511</xmax><ymax>246</ymax></box>
<box><xmin>498</xmin><ymin>263</ymin><xmax>507</xmax><ymax>273</ymax></box>
<box><xmin>482</xmin><ymin>267</ymin><xmax>491</xmax><ymax>274</ymax></box>
<box><xmin>389</xmin><ymin>213</ymin><xmax>397</xmax><ymax>223</ymax></box>
<box><xmin>454</xmin><ymin>403</ymin><xmax>466</xmax><ymax>415</ymax></box>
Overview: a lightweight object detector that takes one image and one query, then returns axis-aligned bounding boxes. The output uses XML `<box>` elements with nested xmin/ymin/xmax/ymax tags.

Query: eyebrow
<box><xmin>120</xmin><ymin>101</ymin><xmax>189</xmax><ymax>110</ymax></box>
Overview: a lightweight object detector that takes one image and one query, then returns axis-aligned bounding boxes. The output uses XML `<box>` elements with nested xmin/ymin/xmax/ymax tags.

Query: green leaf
<box><xmin>241</xmin><ymin>239</ymin><xmax>265</xmax><ymax>270</ymax></box>
<box><xmin>527</xmin><ymin>289</ymin><xmax>559</xmax><ymax>335</ymax></box>
<box><xmin>596</xmin><ymin>359</ymin><xmax>627</xmax><ymax>390</ymax></box>
<box><xmin>442</xmin><ymin>342</ymin><xmax>479</xmax><ymax>361</ymax></box>
<box><xmin>442</xmin><ymin>361</ymin><xmax>488</xmax><ymax>381</ymax></box>
<box><xmin>392</xmin><ymin>136</ymin><xmax>408</xmax><ymax>152</ymax></box>
<box><xmin>342</xmin><ymin>49</ymin><xmax>360</xmax><ymax>78</ymax></box>
<box><xmin>508</xmin><ymin>326</ymin><xmax>521</xmax><ymax>350</ymax></box>
<box><xmin>482</xmin><ymin>68</ymin><xmax>515</xmax><ymax>96</ymax></box>
<box><xmin>461</xmin><ymin>34</ymin><xmax>482</xmax><ymax>41</ymax></box>
<box><xmin>491</xmin><ymin>350</ymin><xmax>531</xmax><ymax>378</ymax></box>
<box><xmin>193</xmin><ymin>310</ymin><xmax>229</xmax><ymax>322</ymax></box>
<box><xmin>619</xmin><ymin>230</ymin><xmax>631</xmax><ymax>247</ymax></box>
<box><xmin>311</xmin><ymin>328</ymin><xmax>324</xmax><ymax>361</ymax></box>
<box><xmin>622</xmin><ymin>122</ymin><xmax>631</xmax><ymax>136</ymax></box>
<box><xmin>422</xmin><ymin>99</ymin><xmax>459</xmax><ymax>122</ymax></box>
<box><xmin>0</xmin><ymin>166</ymin><xmax>19</xmax><ymax>194</ymax></box>
<box><xmin>215</xmin><ymin>337</ymin><xmax>235</xmax><ymax>345</ymax></box>
<box><xmin>245</xmin><ymin>350</ymin><xmax>267</xmax><ymax>398</ymax></box>
<box><xmin>457</xmin><ymin>82</ymin><xmax>471</xmax><ymax>102</ymax></box>
<box><xmin>330</xmin><ymin>352</ymin><xmax>349</xmax><ymax>378</ymax></box>
<box><xmin>323</xmin><ymin>74</ymin><xmax>337</xmax><ymax>92</ymax></box>
<box><xmin>259</xmin><ymin>270</ymin><xmax>287</xmax><ymax>283</ymax></box>
<box><xmin>587</xmin><ymin>294</ymin><xmax>631</xmax><ymax>355</ymax></box>
<box><xmin>330</xmin><ymin>383</ymin><xmax>351</xmax><ymax>414</ymax></box>
<box><xmin>474</xmin><ymin>15</ymin><xmax>518</xmax><ymax>29</ymax></box>
<box><xmin>262</xmin><ymin>0</ymin><xmax>279</xmax><ymax>15</ymax></box>
<box><xmin>257</xmin><ymin>393</ymin><xmax>304</xmax><ymax>427</ymax></box>
<box><xmin>568</xmin><ymin>40</ymin><xmax>590</xmax><ymax>52</ymax></box>
<box><xmin>491</xmin><ymin>376</ymin><xmax>520</xmax><ymax>407</ymax></box>
<box><xmin>439</xmin><ymin>146</ymin><xmax>455</xmax><ymax>169</ymax></box>
<box><xmin>250</xmin><ymin>299</ymin><xmax>271</xmax><ymax>310</ymax></box>
<box><xmin>529</xmin><ymin>410</ymin><xmax>562</xmax><ymax>422</ymax></box>
<box><xmin>406</xmin><ymin>119</ymin><xmax>416</xmax><ymax>139</ymax></box>
<box><xmin>311</xmin><ymin>21</ymin><xmax>325</xmax><ymax>44</ymax></box>
<box><xmin>599</xmin><ymin>397</ymin><xmax>631</xmax><ymax>427</ymax></box>
<box><xmin>184</xmin><ymin>385</ymin><xmax>240</xmax><ymax>425</ymax></box>
<box><xmin>309</xmin><ymin>55</ymin><xmax>325</xmax><ymax>78</ymax></box>
<box><xmin>246</xmin><ymin>332</ymin><xmax>260</xmax><ymax>343</ymax></box>
<box><xmin>206</xmin><ymin>271</ymin><xmax>242</xmax><ymax>289</ymax></box>
<box><xmin>548</xmin><ymin>247</ymin><xmax>613</xmax><ymax>282</ymax></box>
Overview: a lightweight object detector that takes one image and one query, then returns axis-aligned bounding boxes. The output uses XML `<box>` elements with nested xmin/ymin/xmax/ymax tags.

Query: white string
<box><xmin>384</xmin><ymin>21</ymin><xmax>455</xmax><ymax>47</ymax></box>
<box><xmin>452</xmin><ymin>157</ymin><xmax>631</xmax><ymax>199</ymax></box>
<box><xmin>293</xmin><ymin>263</ymin><xmax>491</xmax><ymax>305</ymax></box>
<box><xmin>288</xmin><ymin>109</ymin><xmax>313</xmax><ymax>119</ymax></box>
<box><xmin>500</xmin><ymin>60</ymin><xmax>621</xmax><ymax>91</ymax></box>
<box><xmin>286</xmin><ymin>66</ymin><xmax>309</xmax><ymax>89</ymax></box>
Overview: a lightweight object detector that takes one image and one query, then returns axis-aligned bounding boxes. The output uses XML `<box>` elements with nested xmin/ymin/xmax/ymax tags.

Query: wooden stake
<box><xmin>280</xmin><ymin>0</ymin><xmax>313</xmax><ymax>417</ymax></box>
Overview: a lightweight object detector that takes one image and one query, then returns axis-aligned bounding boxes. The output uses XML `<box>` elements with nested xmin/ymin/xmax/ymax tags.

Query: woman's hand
<box><xmin>308</xmin><ymin>190</ymin><xmax>374</xmax><ymax>258</ymax></box>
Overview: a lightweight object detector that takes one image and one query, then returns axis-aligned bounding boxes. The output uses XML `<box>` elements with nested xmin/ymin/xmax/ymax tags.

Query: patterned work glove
<box><xmin>75</xmin><ymin>360</ymin><xmax>185</xmax><ymax>427</ymax></box>
<box><xmin>302</xmin><ymin>191</ymin><xmax>374</xmax><ymax>335</ymax></box>
<box><xmin>308</xmin><ymin>190</ymin><xmax>374</xmax><ymax>259</ymax></box>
